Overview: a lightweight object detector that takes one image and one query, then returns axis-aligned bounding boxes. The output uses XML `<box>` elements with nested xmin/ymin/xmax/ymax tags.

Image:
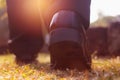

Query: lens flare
<box><xmin>18</xmin><ymin>0</ymin><xmax>50</xmax><ymax>35</ymax></box>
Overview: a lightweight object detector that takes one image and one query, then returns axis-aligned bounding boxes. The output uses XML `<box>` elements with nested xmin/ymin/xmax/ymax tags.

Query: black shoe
<box><xmin>9</xmin><ymin>34</ymin><xmax>44</xmax><ymax>65</ymax></box>
<box><xmin>49</xmin><ymin>10</ymin><xmax>91</xmax><ymax>71</ymax></box>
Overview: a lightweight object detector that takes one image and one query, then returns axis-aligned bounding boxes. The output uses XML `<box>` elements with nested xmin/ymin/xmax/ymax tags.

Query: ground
<box><xmin>0</xmin><ymin>52</ymin><xmax>120</xmax><ymax>80</ymax></box>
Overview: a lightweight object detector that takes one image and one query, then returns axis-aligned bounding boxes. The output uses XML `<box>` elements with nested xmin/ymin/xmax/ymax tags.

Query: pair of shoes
<box><xmin>7</xmin><ymin>2</ymin><xmax>91</xmax><ymax>71</ymax></box>
<box><xmin>49</xmin><ymin>10</ymin><xmax>91</xmax><ymax>71</ymax></box>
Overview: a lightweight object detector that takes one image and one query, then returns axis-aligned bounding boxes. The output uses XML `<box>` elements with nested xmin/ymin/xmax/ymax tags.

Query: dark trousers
<box><xmin>6</xmin><ymin>0</ymin><xmax>91</xmax><ymax>65</ymax></box>
<box><xmin>47</xmin><ymin>0</ymin><xmax>91</xmax><ymax>29</ymax></box>
<box><xmin>6</xmin><ymin>0</ymin><xmax>91</xmax><ymax>34</ymax></box>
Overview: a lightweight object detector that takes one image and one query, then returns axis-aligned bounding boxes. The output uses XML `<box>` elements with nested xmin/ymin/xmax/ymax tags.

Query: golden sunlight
<box><xmin>22</xmin><ymin>0</ymin><xmax>50</xmax><ymax>14</ymax></box>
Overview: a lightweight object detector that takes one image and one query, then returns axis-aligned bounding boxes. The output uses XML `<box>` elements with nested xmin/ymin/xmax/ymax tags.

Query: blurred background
<box><xmin>0</xmin><ymin>0</ymin><xmax>120</xmax><ymax>56</ymax></box>
<box><xmin>0</xmin><ymin>0</ymin><xmax>9</xmax><ymax>53</ymax></box>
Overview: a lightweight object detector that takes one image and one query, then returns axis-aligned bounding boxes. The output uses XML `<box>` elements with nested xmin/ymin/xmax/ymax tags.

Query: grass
<box><xmin>0</xmin><ymin>53</ymin><xmax>120</xmax><ymax>80</ymax></box>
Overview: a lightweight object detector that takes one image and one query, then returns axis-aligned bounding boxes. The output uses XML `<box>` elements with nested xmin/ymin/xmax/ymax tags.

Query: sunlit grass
<box><xmin>37</xmin><ymin>53</ymin><xmax>50</xmax><ymax>64</ymax></box>
<box><xmin>0</xmin><ymin>54</ymin><xmax>15</xmax><ymax>64</ymax></box>
<box><xmin>0</xmin><ymin>53</ymin><xmax>120</xmax><ymax>80</ymax></box>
